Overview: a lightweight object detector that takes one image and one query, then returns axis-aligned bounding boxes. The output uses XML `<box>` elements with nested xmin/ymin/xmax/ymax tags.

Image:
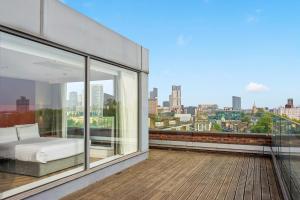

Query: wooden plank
<box><xmin>244</xmin><ymin>156</ymin><xmax>255</xmax><ymax>200</ymax></box>
<box><xmin>261</xmin><ymin>157</ymin><xmax>271</xmax><ymax>200</ymax></box>
<box><xmin>61</xmin><ymin>150</ymin><xmax>283</xmax><ymax>200</ymax></box>
<box><xmin>186</xmin><ymin>155</ymin><xmax>228</xmax><ymax>200</ymax></box>
<box><xmin>215</xmin><ymin>155</ymin><xmax>241</xmax><ymax>200</ymax></box>
<box><xmin>253</xmin><ymin>156</ymin><xmax>262</xmax><ymax>200</ymax></box>
<box><xmin>224</xmin><ymin>155</ymin><xmax>246</xmax><ymax>200</ymax></box>
<box><xmin>164</xmin><ymin>154</ymin><xmax>220</xmax><ymax>200</ymax></box>
<box><xmin>146</xmin><ymin>153</ymin><xmax>211</xmax><ymax>200</ymax></box>
<box><xmin>234</xmin><ymin>156</ymin><xmax>250</xmax><ymax>200</ymax></box>
<box><xmin>266</xmin><ymin>159</ymin><xmax>281</xmax><ymax>200</ymax></box>
<box><xmin>204</xmin><ymin>155</ymin><xmax>238</xmax><ymax>200</ymax></box>
<box><xmin>90</xmin><ymin>150</ymin><xmax>187</xmax><ymax>200</ymax></box>
<box><xmin>130</xmin><ymin>152</ymin><xmax>205</xmax><ymax>200</ymax></box>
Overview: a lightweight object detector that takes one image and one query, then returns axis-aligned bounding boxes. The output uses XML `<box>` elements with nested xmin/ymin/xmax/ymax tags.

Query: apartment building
<box><xmin>0</xmin><ymin>0</ymin><xmax>149</xmax><ymax>199</ymax></box>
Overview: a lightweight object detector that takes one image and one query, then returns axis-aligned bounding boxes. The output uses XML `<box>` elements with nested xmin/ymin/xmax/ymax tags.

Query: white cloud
<box><xmin>246</xmin><ymin>9</ymin><xmax>263</xmax><ymax>23</ymax></box>
<box><xmin>246</xmin><ymin>82</ymin><xmax>269</xmax><ymax>92</ymax></box>
<box><xmin>176</xmin><ymin>35</ymin><xmax>191</xmax><ymax>46</ymax></box>
<box><xmin>246</xmin><ymin>15</ymin><xmax>257</xmax><ymax>23</ymax></box>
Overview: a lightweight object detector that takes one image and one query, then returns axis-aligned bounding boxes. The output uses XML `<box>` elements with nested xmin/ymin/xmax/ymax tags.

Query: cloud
<box><xmin>176</xmin><ymin>35</ymin><xmax>191</xmax><ymax>46</ymax></box>
<box><xmin>246</xmin><ymin>8</ymin><xmax>263</xmax><ymax>23</ymax></box>
<box><xmin>246</xmin><ymin>15</ymin><xmax>258</xmax><ymax>23</ymax></box>
<box><xmin>246</xmin><ymin>82</ymin><xmax>269</xmax><ymax>92</ymax></box>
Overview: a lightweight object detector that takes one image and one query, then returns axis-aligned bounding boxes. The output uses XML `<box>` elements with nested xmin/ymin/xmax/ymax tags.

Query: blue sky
<box><xmin>62</xmin><ymin>0</ymin><xmax>300</xmax><ymax>109</ymax></box>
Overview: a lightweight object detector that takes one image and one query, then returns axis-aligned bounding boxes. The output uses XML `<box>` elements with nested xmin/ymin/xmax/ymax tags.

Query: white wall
<box><xmin>0</xmin><ymin>0</ymin><xmax>41</xmax><ymax>35</ymax></box>
<box><xmin>0</xmin><ymin>0</ymin><xmax>149</xmax><ymax>73</ymax></box>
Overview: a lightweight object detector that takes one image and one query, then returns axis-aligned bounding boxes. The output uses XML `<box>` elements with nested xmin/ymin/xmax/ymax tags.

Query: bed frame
<box><xmin>0</xmin><ymin>154</ymin><xmax>84</xmax><ymax>177</ymax></box>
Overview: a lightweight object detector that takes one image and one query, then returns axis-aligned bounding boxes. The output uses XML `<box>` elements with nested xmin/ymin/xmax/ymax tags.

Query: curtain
<box><xmin>118</xmin><ymin>71</ymin><xmax>138</xmax><ymax>155</ymax></box>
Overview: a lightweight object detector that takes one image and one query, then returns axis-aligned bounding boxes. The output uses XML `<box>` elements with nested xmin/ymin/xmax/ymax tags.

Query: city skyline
<box><xmin>63</xmin><ymin>0</ymin><xmax>300</xmax><ymax>108</ymax></box>
<box><xmin>151</xmin><ymin>85</ymin><xmax>299</xmax><ymax>110</ymax></box>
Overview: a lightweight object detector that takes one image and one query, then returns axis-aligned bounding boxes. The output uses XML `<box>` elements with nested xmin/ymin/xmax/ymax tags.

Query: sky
<box><xmin>62</xmin><ymin>0</ymin><xmax>300</xmax><ymax>109</ymax></box>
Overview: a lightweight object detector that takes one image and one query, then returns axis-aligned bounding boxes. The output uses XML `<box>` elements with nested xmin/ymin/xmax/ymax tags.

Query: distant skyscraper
<box><xmin>69</xmin><ymin>91</ymin><xmax>78</xmax><ymax>111</ymax></box>
<box><xmin>163</xmin><ymin>101</ymin><xmax>170</xmax><ymax>107</ymax></box>
<box><xmin>170</xmin><ymin>85</ymin><xmax>182</xmax><ymax>113</ymax></box>
<box><xmin>285</xmin><ymin>98</ymin><xmax>294</xmax><ymax>108</ymax></box>
<box><xmin>185</xmin><ymin>106</ymin><xmax>197</xmax><ymax>116</ymax></box>
<box><xmin>91</xmin><ymin>84</ymin><xmax>104</xmax><ymax>116</ymax></box>
<box><xmin>16</xmin><ymin>96</ymin><xmax>29</xmax><ymax>112</ymax></box>
<box><xmin>148</xmin><ymin>99</ymin><xmax>158</xmax><ymax>115</ymax></box>
<box><xmin>150</xmin><ymin>88</ymin><xmax>158</xmax><ymax>100</ymax></box>
<box><xmin>232</xmin><ymin>96</ymin><xmax>241</xmax><ymax>111</ymax></box>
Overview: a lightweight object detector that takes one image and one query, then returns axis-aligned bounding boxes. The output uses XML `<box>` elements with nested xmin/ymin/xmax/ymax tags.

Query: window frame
<box><xmin>0</xmin><ymin>26</ymin><xmax>141</xmax><ymax>198</ymax></box>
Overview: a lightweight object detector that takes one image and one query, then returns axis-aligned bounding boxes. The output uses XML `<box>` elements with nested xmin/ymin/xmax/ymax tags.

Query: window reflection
<box><xmin>89</xmin><ymin>60</ymin><xmax>138</xmax><ymax>165</ymax></box>
<box><xmin>0</xmin><ymin>32</ymin><xmax>85</xmax><ymax>193</ymax></box>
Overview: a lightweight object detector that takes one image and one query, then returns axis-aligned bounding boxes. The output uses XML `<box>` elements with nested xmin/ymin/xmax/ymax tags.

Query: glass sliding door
<box><xmin>89</xmin><ymin>59</ymin><xmax>138</xmax><ymax>166</ymax></box>
<box><xmin>0</xmin><ymin>31</ymin><xmax>85</xmax><ymax>195</ymax></box>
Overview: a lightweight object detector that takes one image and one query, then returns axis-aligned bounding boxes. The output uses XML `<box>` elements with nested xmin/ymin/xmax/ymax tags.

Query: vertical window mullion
<box><xmin>84</xmin><ymin>56</ymin><xmax>91</xmax><ymax>169</ymax></box>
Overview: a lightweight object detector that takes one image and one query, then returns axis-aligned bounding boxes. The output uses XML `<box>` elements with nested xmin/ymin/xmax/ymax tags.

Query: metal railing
<box><xmin>272</xmin><ymin>116</ymin><xmax>300</xmax><ymax>200</ymax></box>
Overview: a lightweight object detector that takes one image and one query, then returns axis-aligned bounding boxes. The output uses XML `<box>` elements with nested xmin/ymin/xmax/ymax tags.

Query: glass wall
<box><xmin>272</xmin><ymin>117</ymin><xmax>300</xmax><ymax>200</ymax></box>
<box><xmin>89</xmin><ymin>60</ymin><xmax>138</xmax><ymax>166</ymax></box>
<box><xmin>0</xmin><ymin>31</ymin><xmax>85</xmax><ymax>194</ymax></box>
<box><xmin>0</xmin><ymin>31</ymin><xmax>139</xmax><ymax>197</ymax></box>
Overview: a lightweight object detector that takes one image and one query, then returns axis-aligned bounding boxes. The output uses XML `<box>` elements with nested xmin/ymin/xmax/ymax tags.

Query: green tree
<box><xmin>241</xmin><ymin>115</ymin><xmax>251</xmax><ymax>124</ymax></box>
<box><xmin>212</xmin><ymin>123</ymin><xmax>222</xmax><ymax>132</ymax></box>
<box><xmin>251</xmin><ymin>113</ymin><xmax>272</xmax><ymax>133</ymax></box>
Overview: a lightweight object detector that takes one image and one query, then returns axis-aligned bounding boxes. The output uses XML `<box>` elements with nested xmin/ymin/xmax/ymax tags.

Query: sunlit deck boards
<box><xmin>62</xmin><ymin>149</ymin><xmax>282</xmax><ymax>200</ymax></box>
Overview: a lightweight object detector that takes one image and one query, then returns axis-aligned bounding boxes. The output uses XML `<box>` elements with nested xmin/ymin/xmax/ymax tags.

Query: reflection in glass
<box><xmin>89</xmin><ymin>60</ymin><xmax>138</xmax><ymax>165</ymax></box>
<box><xmin>0</xmin><ymin>32</ymin><xmax>85</xmax><ymax>193</ymax></box>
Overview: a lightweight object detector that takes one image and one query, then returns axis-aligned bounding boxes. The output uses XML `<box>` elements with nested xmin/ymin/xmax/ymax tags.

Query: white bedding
<box><xmin>0</xmin><ymin>137</ymin><xmax>84</xmax><ymax>163</ymax></box>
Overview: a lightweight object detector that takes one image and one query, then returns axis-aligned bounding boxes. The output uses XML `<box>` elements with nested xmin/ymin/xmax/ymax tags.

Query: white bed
<box><xmin>0</xmin><ymin>137</ymin><xmax>84</xmax><ymax>163</ymax></box>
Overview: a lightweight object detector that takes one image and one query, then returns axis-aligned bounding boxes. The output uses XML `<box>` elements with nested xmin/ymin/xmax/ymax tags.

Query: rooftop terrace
<box><xmin>62</xmin><ymin>149</ymin><xmax>282</xmax><ymax>200</ymax></box>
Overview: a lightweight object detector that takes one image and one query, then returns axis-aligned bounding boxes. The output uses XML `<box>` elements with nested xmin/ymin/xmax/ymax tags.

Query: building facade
<box><xmin>149</xmin><ymin>88</ymin><xmax>158</xmax><ymax>100</ymax></box>
<box><xmin>170</xmin><ymin>85</ymin><xmax>182</xmax><ymax>113</ymax></box>
<box><xmin>232</xmin><ymin>96</ymin><xmax>241</xmax><ymax>111</ymax></box>
<box><xmin>0</xmin><ymin>1</ymin><xmax>149</xmax><ymax>199</ymax></box>
<box><xmin>275</xmin><ymin>107</ymin><xmax>300</xmax><ymax>120</ymax></box>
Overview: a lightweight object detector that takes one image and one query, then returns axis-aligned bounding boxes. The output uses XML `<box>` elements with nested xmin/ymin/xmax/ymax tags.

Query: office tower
<box><xmin>91</xmin><ymin>84</ymin><xmax>104</xmax><ymax>116</ymax></box>
<box><xmin>285</xmin><ymin>98</ymin><xmax>294</xmax><ymax>108</ymax></box>
<box><xmin>16</xmin><ymin>96</ymin><xmax>29</xmax><ymax>112</ymax></box>
<box><xmin>232</xmin><ymin>96</ymin><xmax>241</xmax><ymax>111</ymax></box>
<box><xmin>148</xmin><ymin>98</ymin><xmax>158</xmax><ymax>115</ymax></box>
<box><xmin>163</xmin><ymin>101</ymin><xmax>170</xmax><ymax>107</ymax></box>
<box><xmin>170</xmin><ymin>85</ymin><xmax>182</xmax><ymax>113</ymax></box>
<box><xmin>69</xmin><ymin>91</ymin><xmax>78</xmax><ymax>111</ymax></box>
<box><xmin>185</xmin><ymin>106</ymin><xmax>197</xmax><ymax>116</ymax></box>
<box><xmin>150</xmin><ymin>88</ymin><xmax>158</xmax><ymax>100</ymax></box>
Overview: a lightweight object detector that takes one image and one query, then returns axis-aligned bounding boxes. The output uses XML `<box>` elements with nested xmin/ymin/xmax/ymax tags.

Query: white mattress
<box><xmin>0</xmin><ymin>137</ymin><xmax>84</xmax><ymax>163</ymax></box>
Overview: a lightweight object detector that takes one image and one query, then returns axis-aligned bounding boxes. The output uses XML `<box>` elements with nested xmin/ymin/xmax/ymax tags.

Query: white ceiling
<box><xmin>0</xmin><ymin>46</ymin><xmax>115</xmax><ymax>84</ymax></box>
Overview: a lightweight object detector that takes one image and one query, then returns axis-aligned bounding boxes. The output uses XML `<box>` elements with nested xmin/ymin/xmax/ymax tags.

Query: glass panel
<box><xmin>0</xmin><ymin>31</ymin><xmax>85</xmax><ymax>194</ymax></box>
<box><xmin>89</xmin><ymin>59</ymin><xmax>138</xmax><ymax>166</ymax></box>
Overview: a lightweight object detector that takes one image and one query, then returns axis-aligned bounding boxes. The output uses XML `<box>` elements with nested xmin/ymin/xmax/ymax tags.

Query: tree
<box><xmin>212</xmin><ymin>123</ymin><xmax>222</xmax><ymax>132</ymax></box>
<box><xmin>251</xmin><ymin>113</ymin><xmax>272</xmax><ymax>134</ymax></box>
<box><xmin>241</xmin><ymin>115</ymin><xmax>251</xmax><ymax>124</ymax></box>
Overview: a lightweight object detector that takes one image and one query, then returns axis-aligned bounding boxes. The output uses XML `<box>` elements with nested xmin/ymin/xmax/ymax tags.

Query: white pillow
<box><xmin>16</xmin><ymin>123</ymin><xmax>40</xmax><ymax>140</ymax></box>
<box><xmin>0</xmin><ymin>127</ymin><xmax>18</xmax><ymax>144</ymax></box>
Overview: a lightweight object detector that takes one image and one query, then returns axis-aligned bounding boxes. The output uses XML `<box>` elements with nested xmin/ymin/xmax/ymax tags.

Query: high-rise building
<box><xmin>232</xmin><ymin>96</ymin><xmax>241</xmax><ymax>111</ymax></box>
<box><xmin>184</xmin><ymin>106</ymin><xmax>197</xmax><ymax>116</ymax></box>
<box><xmin>275</xmin><ymin>107</ymin><xmax>300</xmax><ymax>120</ymax></box>
<box><xmin>16</xmin><ymin>96</ymin><xmax>29</xmax><ymax>112</ymax></box>
<box><xmin>163</xmin><ymin>101</ymin><xmax>170</xmax><ymax>108</ymax></box>
<box><xmin>170</xmin><ymin>85</ymin><xmax>181</xmax><ymax>113</ymax></box>
<box><xmin>69</xmin><ymin>91</ymin><xmax>78</xmax><ymax>111</ymax></box>
<box><xmin>148</xmin><ymin>98</ymin><xmax>158</xmax><ymax>115</ymax></box>
<box><xmin>285</xmin><ymin>98</ymin><xmax>294</xmax><ymax>108</ymax></box>
<box><xmin>150</xmin><ymin>88</ymin><xmax>158</xmax><ymax>100</ymax></box>
<box><xmin>91</xmin><ymin>84</ymin><xmax>104</xmax><ymax>116</ymax></box>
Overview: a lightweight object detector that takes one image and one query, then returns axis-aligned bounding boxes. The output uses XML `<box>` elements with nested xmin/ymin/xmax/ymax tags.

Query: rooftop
<box><xmin>62</xmin><ymin>149</ymin><xmax>282</xmax><ymax>200</ymax></box>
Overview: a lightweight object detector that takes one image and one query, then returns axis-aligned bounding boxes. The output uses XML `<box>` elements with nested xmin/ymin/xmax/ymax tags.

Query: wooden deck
<box><xmin>62</xmin><ymin>149</ymin><xmax>282</xmax><ymax>200</ymax></box>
